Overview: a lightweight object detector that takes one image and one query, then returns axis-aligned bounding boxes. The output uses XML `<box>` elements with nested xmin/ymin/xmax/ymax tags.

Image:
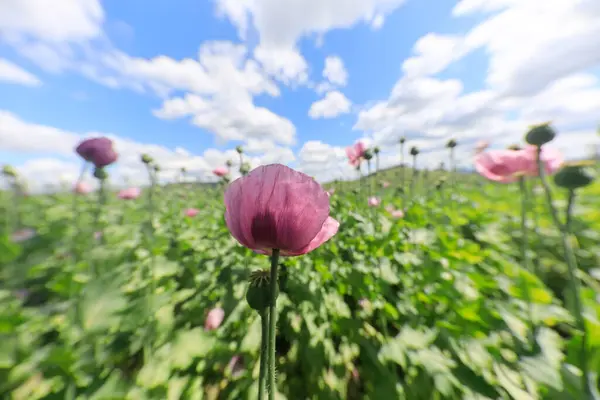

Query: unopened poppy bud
<box><xmin>554</xmin><ymin>163</ymin><xmax>595</xmax><ymax>190</ymax></box>
<box><xmin>399</xmin><ymin>137</ymin><xmax>406</xmax><ymax>144</ymax></box>
<box><xmin>93</xmin><ymin>167</ymin><xmax>108</xmax><ymax>181</ymax></box>
<box><xmin>239</xmin><ymin>162</ymin><xmax>251</xmax><ymax>175</ymax></box>
<box><xmin>446</xmin><ymin>139</ymin><xmax>457</xmax><ymax>149</ymax></box>
<box><xmin>373</xmin><ymin>147</ymin><xmax>380</xmax><ymax>155</ymax></box>
<box><xmin>410</xmin><ymin>146</ymin><xmax>419</xmax><ymax>156</ymax></box>
<box><xmin>226</xmin><ymin>160</ymin><xmax>233</xmax><ymax>167</ymax></box>
<box><xmin>236</xmin><ymin>145</ymin><xmax>243</xmax><ymax>154</ymax></box>
<box><xmin>525</xmin><ymin>122</ymin><xmax>556</xmax><ymax>146</ymax></box>
<box><xmin>246</xmin><ymin>269</ymin><xmax>277</xmax><ymax>312</ymax></box>
<box><xmin>141</xmin><ymin>154</ymin><xmax>153</xmax><ymax>164</ymax></box>
<box><xmin>2</xmin><ymin>165</ymin><xmax>17</xmax><ymax>178</ymax></box>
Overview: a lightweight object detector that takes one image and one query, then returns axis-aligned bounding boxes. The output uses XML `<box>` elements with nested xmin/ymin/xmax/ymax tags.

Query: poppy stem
<box><xmin>258</xmin><ymin>310</ymin><xmax>269</xmax><ymax>400</ymax></box>
<box><xmin>535</xmin><ymin>147</ymin><xmax>596</xmax><ymax>398</ymax></box>
<box><xmin>518</xmin><ymin>177</ymin><xmax>535</xmax><ymax>344</ymax></box>
<box><xmin>267</xmin><ymin>249</ymin><xmax>280</xmax><ymax>400</ymax></box>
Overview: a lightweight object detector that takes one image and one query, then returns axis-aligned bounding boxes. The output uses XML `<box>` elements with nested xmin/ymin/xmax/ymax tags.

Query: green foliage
<box><xmin>0</xmin><ymin>174</ymin><xmax>599</xmax><ymax>399</ymax></box>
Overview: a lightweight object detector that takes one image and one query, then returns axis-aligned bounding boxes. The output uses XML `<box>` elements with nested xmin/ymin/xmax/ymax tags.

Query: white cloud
<box><xmin>214</xmin><ymin>0</ymin><xmax>407</xmax><ymax>83</ymax></box>
<box><xmin>457</xmin><ymin>0</ymin><xmax>600</xmax><ymax>97</ymax></box>
<box><xmin>0</xmin><ymin>58</ymin><xmax>41</xmax><ymax>86</ymax></box>
<box><xmin>309</xmin><ymin>91</ymin><xmax>352</xmax><ymax>119</ymax></box>
<box><xmin>0</xmin><ymin>0</ymin><xmax>104</xmax><ymax>42</ymax></box>
<box><xmin>323</xmin><ymin>55</ymin><xmax>348</xmax><ymax>86</ymax></box>
<box><xmin>253</xmin><ymin>45</ymin><xmax>308</xmax><ymax>85</ymax></box>
<box><xmin>153</xmin><ymin>93</ymin><xmax>296</xmax><ymax>145</ymax></box>
<box><xmin>401</xmin><ymin>34</ymin><xmax>464</xmax><ymax>78</ymax></box>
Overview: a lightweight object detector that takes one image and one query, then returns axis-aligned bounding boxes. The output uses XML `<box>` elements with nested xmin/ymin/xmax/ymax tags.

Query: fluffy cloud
<box><xmin>214</xmin><ymin>0</ymin><xmax>407</xmax><ymax>83</ymax></box>
<box><xmin>0</xmin><ymin>58</ymin><xmax>41</xmax><ymax>86</ymax></box>
<box><xmin>455</xmin><ymin>0</ymin><xmax>600</xmax><ymax>97</ymax></box>
<box><xmin>309</xmin><ymin>91</ymin><xmax>352</xmax><ymax>119</ymax></box>
<box><xmin>323</xmin><ymin>56</ymin><xmax>348</xmax><ymax>86</ymax></box>
<box><xmin>0</xmin><ymin>0</ymin><xmax>104</xmax><ymax>42</ymax></box>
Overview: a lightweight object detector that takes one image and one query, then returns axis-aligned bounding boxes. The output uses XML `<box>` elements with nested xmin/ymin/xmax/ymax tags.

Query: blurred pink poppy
<box><xmin>205</xmin><ymin>307</ymin><xmax>225</xmax><ymax>331</ymax></box>
<box><xmin>475</xmin><ymin>140</ymin><xmax>490</xmax><ymax>154</ymax></box>
<box><xmin>118</xmin><ymin>187</ymin><xmax>141</xmax><ymax>200</ymax></box>
<box><xmin>474</xmin><ymin>150</ymin><xmax>531</xmax><ymax>183</ymax></box>
<box><xmin>389</xmin><ymin>209</ymin><xmax>404</xmax><ymax>219</ymax></box>
<box><xmin>74</xmin><ymin>182</ymin><xmax>92</xmax><ymax>195</ymax></box>
<box><xmin>213</xmin><ymin>167</ymin><xmax>229</xmax><ymax>177</ymax></box>
<box><xmin>368</xmin><ymin>197</ymin><xmax>381</xmax><ymax>207</ymax></box>
<box><xmin>224</xmin><ymin>164</ymin><xmax>339</xmax><ymax>257</ymax></box>
<box><xmin>185</xmin><ymin>208</ymin><xmax>200</xmax><ymax>217</ymax></box>
<box><xmin>381</xmin><ymin>181</ymin><xmax>390</xmax><ymax>188</ymax></box>
<box><xmin>346</xmin><ymin>141</ymin><xmax>367</xmax><ymax>167</ymax></box>
<box><xmin>11</xmin><ymin>228</ymin><xmax>37</xmax><ymax>243</ymax></box>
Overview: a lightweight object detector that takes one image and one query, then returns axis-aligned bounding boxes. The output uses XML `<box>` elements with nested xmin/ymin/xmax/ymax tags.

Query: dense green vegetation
<box><xmin>1</xmin><ymin>163</ymin><xmax>599</xmax><ymax>399</ymax></box>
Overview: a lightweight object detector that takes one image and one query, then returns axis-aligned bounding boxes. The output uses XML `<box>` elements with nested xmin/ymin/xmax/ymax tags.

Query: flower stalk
<box><xmin>268</xmin><ymin>249</ymin><xmax>280</xmax><ymax>400</ymax></box>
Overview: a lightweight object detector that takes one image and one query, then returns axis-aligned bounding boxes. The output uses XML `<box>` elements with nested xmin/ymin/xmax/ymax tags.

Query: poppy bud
<box><xmin>2</xmin><ymin>165</ymin><xmax>17</xmax><ymax>178</ymax></box>
<box><xmin>93</xmin><ymin>167</ymin><xmax>108</xmax><ymax>181</ymax></box>
<box><xmin>141</xmin><ymin>154</ymin><xmax>153</xmax><ymax>164</ymax></box>
<box><xmin>373</xmin><ymin>147</ymin><xmax>380</xmax><ymax>154</ymax></box>
<box><xmin>363</xmin><ymin>149</ymin><xmax>373</xmax><ymax>161</ymax></box>
<box><xmin>236</xmin><ymin>146</ymin><xmax>243</xmax><ymax>154</ymax></box>
<box><xmin>410</xmin><ymin>146</ymin><xmax>419</xmax><ymax>156</ymax></box>
<box><xmin>525</xmin><ymin>122</ymin><xmax>556</xmax><ymax>146</ymax></box>
<box><xmin>554</xmin><ymin>163</ymin><xmax>595</xmax><ymax>190</ymax></box>
<box><xmin>226</xmin><ymin>160</ymin><xmax>233</xmax><ymax>167</ymax></box>
<box><xmin>399</xmin><ymin>137</ymin><xmax>406</xmax><ymax>144</ymax></box>
<box><xmin>246</xmin><ymin>269</ymin><xmax>277</xmax><ymax>312</ymax></box>
<box><xmin>446</xmin><ymin>139</ymin><xmax>457</xmax><ymax>149</ymax></box>
<box><xmin>153</xmin><ymin>165</ymin><xmax>161</xmax><ymax>172</ymax></box>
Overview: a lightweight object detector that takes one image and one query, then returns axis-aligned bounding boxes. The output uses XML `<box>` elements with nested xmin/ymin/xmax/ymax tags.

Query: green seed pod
<box><xmin>507</xmin><ymin>144</ymin><xmax>522</xmax><ymax>151</ymax></box>
<box><xmin>373</xmin><ymin>147</ymin><xmax>380</xmax><ymax>155</ymax></box>
<box><xmin>363</xmin><ymin>149</ymin><xmax>373</xmax><ymax>161</ymax></box>
<box><xmin>2</xmin><ymin>165</ymin><xmax>17</xmax><ymax>178</ymax></box>
<box><xmin>141</xmin><ymin>154</ymin><xmax>153</xmax><ymax>164</ymax></box>
<box><xmin>153</xmin><ymin>165</ymin><xmax>161</xmax><ymax>172</ymax></box>
<box><xmin>554</xmin><ymin>164</ymin><xmax>595</xmax><ymax>190</ymax></box>
<box><xmin>525</xmin><ymin>122</ymin><xmax>556</xmax><ymax>146</ymax></box>
<box><xmin>93</xmin><ymin>167</ymin><xmax>108</xmax><ymax>180</ymax></box>
<box><xmin>399</xmin><ymin>137</ymin><xmax>406</xmax><ymax>145</ymax></box>
<box><xmin>246</xmin><ymin>269</ymin><xmax>277</xmax><ymax>312</ymax></box>
<box><xmin>236</xmin><ymin>145</ymin><xmax>244</xmax><ymax>154</ymax></box>
<box><xmin>446</xmin><ymin>139</ymin><xmax>457</xmax><ymax>149</ymax></box>
<box><xmin>226</xmin><ymin>160</ymin><xmax>233</xmax><ymax>167</ymax></box>
<box><xmin>410</xmin><ymin>146</ymin><xmax>419</xmax><ymax>156</ymax></box>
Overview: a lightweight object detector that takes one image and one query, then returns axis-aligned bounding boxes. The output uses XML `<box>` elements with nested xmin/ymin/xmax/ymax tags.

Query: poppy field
<box><xmin>1</xmin><ymin>125</ymin><xmax>600</xmax><ymax>400</ymax></box>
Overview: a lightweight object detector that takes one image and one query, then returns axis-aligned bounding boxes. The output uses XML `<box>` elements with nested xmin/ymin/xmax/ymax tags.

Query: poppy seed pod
<box><xmin>153</xmin><ymin>164</ymin><xmax>161</xmax><ymax>172</ymax></box>
<box><xmin>2</xmin><ymin>165</ymin><xmax>17</xmax><ymax>178</ymax></box>
<box><xmin>363</xmin><ymin>149</ymin><xmax>373</xmax><ymax>161</ymax></box>
<box><xmin>554</xmin><ymin>164</ymin><xmax>595</xmax><ymax>190</ymax></box>
<box><xmin>525</xmin><ymin>122</ymin><xmax>556</xmax><ymax>146</ymax></box>
<box><xmin>446</xmin><ymin>139</ymin><xmax>457</xmax><ymax>149</ymax></box>
<box><xmin>224</xmin><ymin>164</ymin><xmax>339</xmax><ymax>256</ymax></box>
<box><xmin>76</xmin><ymin>137</ymin><xmax>118</xmax><ymax>168</ymax></box>
<box><xmin>236</xmin><ymin>145</ymin><xmax>244</xmax><ymax>154</ymax></box>
<box><xmin>373</xmin><ymin>147</ymin><xmax>380</xmax><ymax>155</ymax></box>
<box><xmin>141</xmin><ymin>154</ymin><xmax>153</xmax><ymax>165</ymax></box>
<box><xmin>399</xmin><ymin>137</ymin><xmax>406</xmax><ymax>144</ymax></box>
<box><xmin>410</xmin><ymin>146</ymin><xmax>419</xmax><ymax>156</ymax></box>
<box><xmin>246</xmin><ymin>269</ymin><xmax>277</xmax><ymax>312</ymax></box>
<box><xmin>226</xmin><ymin>160</ymin><xmax>233</xmax><ymax>167</ymax></box>
<box><xmin>93</xmin><ymin>167</ymin><xmax>108</xmax><ymax>181</ymax></box>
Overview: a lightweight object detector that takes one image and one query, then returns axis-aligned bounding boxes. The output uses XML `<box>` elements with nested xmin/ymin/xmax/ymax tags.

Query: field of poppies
<box><xmin>1</xmin><ymin>124</ymin><xmax>599</xmax><ymax>400</ymax></box>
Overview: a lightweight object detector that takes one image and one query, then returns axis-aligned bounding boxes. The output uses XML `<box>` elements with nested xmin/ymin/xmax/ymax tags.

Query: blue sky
<box><xmin>1</xmin><ymin>0</ymin><xmax>599</xmax><ymax>189</ymax></box>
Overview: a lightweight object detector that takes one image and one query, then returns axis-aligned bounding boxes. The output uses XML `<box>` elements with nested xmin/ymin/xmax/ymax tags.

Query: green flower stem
<box><xmin>535</xmin><ymin>147</ymin><xmax>594</xmax><ymax>398</ymax></box>
<box><xmin>258</xmin><ymin>310</ymin><xmax>269</xmax><ymax>400</ymax></box>
<box><xmin>144</xmin><ymin>164</ymin><xmax>157</xmax><ymax>360</ymax></box>
<box><xmin>268</xmin><ymin>249</ymin><xmax>280</xmax><ymax>400</ymax></box>
<box><xmin>526</xmin><ymin>180</ymin><xmax>542</xmax><ymax>277</ymax></box>
<box><xmin>411</xmin><ymin>155</ymin><xmax>417</xmax><ymax>204</ymax></box>
<box><xmin>90</xmin><ymin>177</ymin><xmax>107</xmax><ymax>278</ymax></box>
<box><xmin>518</xmin><ymin>177</ymin><xmax>535</xmax><ymax>343</ymax></box>
<box><xmin>400</xmin><ymin>144</ymin><xmax>406</xmax><ymax>208</ymax></box>
<box><xmin>72</xmin><ymin>162</ymin><xmax>88</xmax><ymax>254</ymax></box>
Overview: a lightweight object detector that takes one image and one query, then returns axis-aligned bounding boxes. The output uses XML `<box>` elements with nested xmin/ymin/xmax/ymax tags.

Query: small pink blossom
<box><xmin>381</xmin><ymin>181</ymin><xmax>390</xmax><ymax>188</ymax></box>
<box><xmin>74</xmin><ymin>182</ymin><xmax>92</xmax><ymax>195</ymax></box>
<box><xmin>185</xmin><ymin>208</ymin><xmax>200</xmax><ymax>217</ymax></box>
<box><xmin>118</xmin><ymin>187</ymin><xmax>141</xmax><ymax>200</ymax></box>
<box><xmin>11</xmin><ymin>228</ymin><xmax>37</xmax><ymax>243</ymax></box>
<box><xmin>368</xmin><ymin>197</ymin><xmax>381</xmax><ymax>207</ymax></box>
<box><xmin>389</xmin><ymin>209</ymin><xmax>404</xmax><ymax>219</ymax></box>
<box><xmin>205</xmin><ymin>307</ymin><xmax>225</xmax><ymax>331</ymax></box>
<box><xmin>213</xmin><ymin>167</ymin><xmax>229</xmax><ymax>177</ymax></box>
<box><xmin>346</xmin><ymin>141</ymin><xmax>367</xmax><ymax>167</ymax></box>
<box><xmin>224</xmin><ymin>164</ymin><xmax>339</xmax><ymax>257</ymax></box>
